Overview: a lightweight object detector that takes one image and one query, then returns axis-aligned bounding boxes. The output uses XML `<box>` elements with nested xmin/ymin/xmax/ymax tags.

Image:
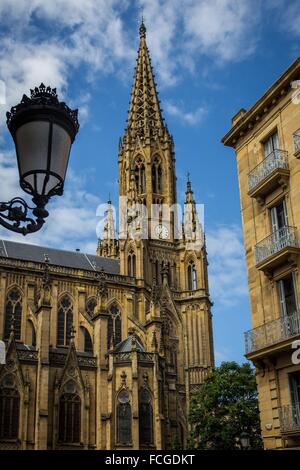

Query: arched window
<box><xmin>58</xmin><ymin>381</ymin><xmax>81</xmax><ymax>444</ymax></box>
<box><xmin>152</xmin><ymin>156</ymin><xmax>162</xmax><ymax>194</ymax></box>
<box><xmin>107</xmin><ymin>304</ymin><xmax>122</xmax><ymax>349</ymax></box>
<box><xmin>117</xmin><ymin>389</ymin><xmax>132</xmax><ymax>445</ymax></box>
<box><xmin>86</xmin><ymin>297</ymin><xmax>97</xmax><ymax>317</ymax></box>
<box><xmin>0</xmin><ymin>374</ymin><xmax>20</xmax><ymax>440</ymax></box>
<box><xmin>57</xmin><ymin>295</ymin><xmax>73</xmax><ymax>346</ymax></box>
<box><xmin>83</xmin><ymin>327</ymin><xmax>93</xmax><ymax>354</ymax></box>
<box><xmin>127</xmin><ymin>251</ymin><xmax>136</xmax><ymax>277</ymax></box>
<box><xmin>4</xmin><ymin>288</ymin><xmax>22</xmax><ymax>340</ymax></box>
<box><xmin>139</xmin><ymin>388</ymin><xmax>153</xmax><ymax>446</ymax></box>
<box><xmin>134</xmin><ymin>157</ymin><xmax>146</xmax><ymax>194</ymax></box>
<box><xmin>187</xmin><ymin>262</ymin><xmax>197</xmax><ymax>291</ymax></box>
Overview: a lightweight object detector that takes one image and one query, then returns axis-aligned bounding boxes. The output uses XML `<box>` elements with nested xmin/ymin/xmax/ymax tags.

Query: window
<box><xmin>107</xmin><ymin>304</ymin><xmax>122</xmax><ymax>349</ymax></box>
<box><xmin>289</xmin><ymin>372</ymin><xmax>300</xmax><ymax>426</ymax></box>
<box><xmin>139</xmin><ymin>388</ymin><xmax>153</xmax><ymax>446</ymax></box>
<box><xmin>86</xmin><ymin>297</ymin><xmax>97</xmax><ymax>317</ymax></box>
<box><xmin>187</xmin><ymin>262</ymin><xmax>197</xmax><ymax>291</ymax></box>
<box><xmin>0</xmin><ymin>375</ymin><xmax>20</xmax><ymax>440</ymax></box>
<box><xmin>277</xmin><ymin>274</ymin><xmax>297</xmax><ymax>316</ymax></box>
<box><xmin>270</xmin><ymin>200</ymin><xmax>288</xmax><ymax>233</ymax></box>
<box><xmin>152</xmin><ymin>157</ymin><xmax>162</xmax><ymax>193</ymax></box>
<box><xmin>83</xmin><ymin>327</ymin><xmax>93</xmax><ymax>354</ymax></box>
<box><xmin>127</xmin><ymin>252</ymin><xmax>136</xmax><ymax>277</ymax></box>
<box><xmin>58</xmin><ymin>384</ymin><xmax>81</xmax><ymax>444</ymax></box>
<box><xmin>4</xmin><ymin>288</ymin><xmax>22</xmax><ymax>340</ymax></box>
<box><xmin>117</xmin><ymin>389</ymin><xmax>132</xmax><ymax>445</ymax></box>
<box><xmin>134</xmin><ymin>157</ymin><xmax>146</xmax><ymax>194</ymax></box>
<box><xmin>264</xmin><ymin>131</ymin><xmax>279</xmax><ymax>158</ymax></box>
<box><xmin>57</xmin><ymin>295</ymin><xmax>73</xmax><ymax>346</ymax></box>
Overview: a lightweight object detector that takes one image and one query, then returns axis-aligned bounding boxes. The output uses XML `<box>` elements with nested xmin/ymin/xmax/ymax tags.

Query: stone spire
<box><xmin>97</xmin><ymin>196</ymin><xmax>119</xmax><ymax>258</ymax></box>
<box><xmin>183</xmin><ymin>174</ymin><xmax>203</xmax><ymax>249</ymax></box>
<box><xmin>124</xmin><ymin>21</ymin><xmax>167</xmax><ymax>141</ymax></box>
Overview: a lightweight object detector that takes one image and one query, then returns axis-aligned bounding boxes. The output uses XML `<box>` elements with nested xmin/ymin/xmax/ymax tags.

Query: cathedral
<box><xmin>0</xmin><ymin>22</ymin><xmax>214</xmax><ymax>450</ymax></box>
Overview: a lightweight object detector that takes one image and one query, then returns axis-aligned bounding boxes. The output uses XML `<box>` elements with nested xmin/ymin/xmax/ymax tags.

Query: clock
<box><xmin>155</xmin><ymin>224</ymin><xmax>169</xmax><ymax>239</ymax></box>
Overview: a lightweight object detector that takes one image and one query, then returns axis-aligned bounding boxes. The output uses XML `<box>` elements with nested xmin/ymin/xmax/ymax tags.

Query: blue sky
<box><xmin>0</xmin><ymin>0</ymin><xmax>300</xmax><ymax>365</ymax></box>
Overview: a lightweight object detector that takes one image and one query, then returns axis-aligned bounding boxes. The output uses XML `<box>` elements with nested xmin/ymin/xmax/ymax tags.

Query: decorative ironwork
<box><xmin>254</xmin><ymin>226</ymin><xmax>298</xmax><ymax>264</ymax></box>
<box><xmin>248</xmin><ymin>149</ymin><xmax>289</xmax><ymax>192</ymax></box>
<box><xmin>6</xmin><ymin>84</ymin><xmax>79</xmax><ymax>132</ymax></box>
<box><xmin>245</xmin><ymin>309</ymin><xmax>300</xmax><ymax>354</ymax></box>
<box><xmin>293</xmin><ymin>129</ymin><xmax>300</xmax><ymax>154</ymax></box>
<box><xmin>279</xmin><ymin>404</ymin><xmax>300</xmax><ymax>433</ymax></box>
<box><xmin>0</xmin><ymin>197</ymin><xmax>46</xmax><ymax>235</ymax></box>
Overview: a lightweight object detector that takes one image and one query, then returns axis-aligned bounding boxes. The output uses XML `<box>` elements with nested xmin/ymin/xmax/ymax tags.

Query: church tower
<box><xmin>105</xmin><ymin>21</ymin><xmax>215</xmax><ymax>447</ymax></box>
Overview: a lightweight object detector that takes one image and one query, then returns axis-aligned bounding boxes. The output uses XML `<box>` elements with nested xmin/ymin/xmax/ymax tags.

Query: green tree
<box><xmin>189</xmin><ymin>362</ymin><xmax>263</xmax><ymax>450</ymax></box>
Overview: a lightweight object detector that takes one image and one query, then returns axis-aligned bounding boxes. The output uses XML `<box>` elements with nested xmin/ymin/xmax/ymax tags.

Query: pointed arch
<box><xmin>57</xmin><ymin>294</ymin><xmax>73</xmax><ymax>346</ymax></box>
<box><xmin>127</xmin><ymin>250</ymin><xmax>136</xmax><ymax>277</ymax></box>
<box><xmin>58</xmin><ymin>380</ymin><xmax>81</xmax><ymax>444</ymax></box>
<box><xmin>107</xmin><ymin>302</ymin><xmax>122</xmax><ymax>349</ymax></box>
<box><xmin>139</xmin><ymin>388</ymin><xmax>153</xmax><ymax>446</ymax></box>
<box><xmin>116</xmin><ymin>388</ymin><xmax>132</xmax><ymax>445</ymax></box>
<box><xmin>152</xmin><ymin>155</ymin><xmax>162</xmax><ymax>194</ymax></box>
<box><xmin>4</xmin><ymin>287</ymin><xmax>23</xmax><ymax>340</ymax></box>
<box><xmin>86</xmin><ymin>297</ymin><xmax>97</xmax><ymax>317</ymax></box>
<box><xmin>187</xmin><ymin>260</ymin><xmax>197</xmax><ymax>291</ymax></box>
<box><xmin>133</xmin><ymin>155</ymin><xmax>146</xmax><ymax>194</ymax></box>
<box><xmin>27</xmin><ymin>320</ymin><xmax>36</xmax><ymax>348</ymax></box>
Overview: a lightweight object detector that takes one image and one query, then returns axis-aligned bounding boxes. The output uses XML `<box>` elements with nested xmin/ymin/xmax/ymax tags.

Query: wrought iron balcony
<box><xmin>248</xmin><ymin>149</ymin><xmax>289</xmax><ymax>200</ymax></box>
<box><xmin>279</xmin><ymin>404</ymin><xmax>300</xmax><ymax>434</ymax></box>
<box><xmin>254</xmin><ymin>226</ymin><xmax>299</xmax><ymax>271</ymax></box>
<box><xmin>244</xmin><ymin>309</ymin><xmax>300</xmax><ymax>355</ymax></box>
<box><xmin>293</xmin><ymin>130</ymin><xmax>300</xmax><ymax>156</ymax></box>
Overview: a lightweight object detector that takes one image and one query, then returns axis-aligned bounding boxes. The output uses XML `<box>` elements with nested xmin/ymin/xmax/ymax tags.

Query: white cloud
<box><xmin>164</xmin><ymin>100</ymin><xmax>207</xmax><ymax>125</ymax></box>
<box><xmin>206</xmin><ymin>224</ymin><xmax>248</xmax><ymax>307</ymax></box>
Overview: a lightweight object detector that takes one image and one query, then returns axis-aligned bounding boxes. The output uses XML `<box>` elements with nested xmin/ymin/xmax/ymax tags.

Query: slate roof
<box><xmin>0</xmin><ymin>239</ymin><xmax>120</xmax><ymax>274</ymax></box>
<box><xmin>114</xmin><ymin>335</ymin><xmax>145</xmax><ymax>353</ymax></box>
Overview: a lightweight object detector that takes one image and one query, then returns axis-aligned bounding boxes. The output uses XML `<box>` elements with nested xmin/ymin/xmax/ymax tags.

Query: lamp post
<box><xmin>240</xmin><ymin>431</ymin><xmax>250</xmax><ymax>450</ymax></box>
<box><xmin>0</xmin><ymin>83</ymin><xmax>79</xmax><ymax>235</ymax></box>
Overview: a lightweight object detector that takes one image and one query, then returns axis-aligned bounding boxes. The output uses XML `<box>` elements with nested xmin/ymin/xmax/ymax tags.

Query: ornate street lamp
<box><xmin>0</xmin><ymin>83</ymin><xmax>79</xmax><ymax>235</ymax></box>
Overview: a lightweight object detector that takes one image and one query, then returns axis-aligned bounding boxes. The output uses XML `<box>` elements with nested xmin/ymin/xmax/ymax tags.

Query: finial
<box><xmin>70</xmin><ymin>324</ymin><xmax>76</xmax><ymax>342</ymax></box>
<box><xmin>139</xmin><ymin>17</ymin><xmax>146</xmax><ymax>38</ymax></box>
<box><xmin>10</xmin><ymin>312</ymin><xmax>15</xmax><ymax>338</ymax></box>
<box><xmin>108</xmin><ymin>193</ymin><xmax>111</xmax><ymax>204</ymax></box>
<box><xmin>186</xmin><ymin>172</ymin><xmax>192</xmax><ymax>193</ymax></box>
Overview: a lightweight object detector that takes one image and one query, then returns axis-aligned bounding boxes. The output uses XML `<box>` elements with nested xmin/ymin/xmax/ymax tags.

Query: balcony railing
<box><xmin>244</xmin><ymin>309</ymin><xmax>300</xmax><ymax>354</ymax></box>
<box><xmin>248</xmin><ymin>149</ymin><xmax>289</xmax><ymax>193</ymax></box>
<box><xmin>293</xmin><ymin>130</ymin><xmax>300</xmax><ymax>154</ymax></box>
<box><xmin>254</xmin><ymin>226</ymin><xmax>298</xmax><ymax>265</ymax></box>
<box><xmin>279</xmin><ymin>404</ymin><xmax>300</xmax><ymax>433</ymax></box>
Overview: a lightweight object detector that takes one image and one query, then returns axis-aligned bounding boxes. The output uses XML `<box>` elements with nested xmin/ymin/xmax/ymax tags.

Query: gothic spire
<box><xmin>125</xmin><ymin>21</ymin><xmax>167</xmax><ymax>140</ymax></box>
<box><xmin>97</xmin><ymin>197</ymin><xmax>119</xmax><ymax>258</ymax></box>
<box><xmin>183</xmin><ymin>175</ymin><xmax>203</xmax><ymax>248</ymax></box>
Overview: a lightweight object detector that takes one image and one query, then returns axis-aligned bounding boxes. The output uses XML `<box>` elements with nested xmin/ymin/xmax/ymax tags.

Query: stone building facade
<box><xmin>223</xmin><ymin>57</ymin><xmax>300</xmax><ymax>449</ymax></box>
<box><xmin>0</xmin><ymin>23</ymin><xmax>214</xmax><ymax>450</ymax></box>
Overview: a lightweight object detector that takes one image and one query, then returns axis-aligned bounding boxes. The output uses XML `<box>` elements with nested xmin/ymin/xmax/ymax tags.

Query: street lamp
<box><xmin>240</xmin><ymin>431</ymin><xmax>250</xmax><ymax>450</ymax></box>
<box><xmin>0</xmin><ymin>83</ymin><xmax>79</xmax><ymax>235</ymax></box>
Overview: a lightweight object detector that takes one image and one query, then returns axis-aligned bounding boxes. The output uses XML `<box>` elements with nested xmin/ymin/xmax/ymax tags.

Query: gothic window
<box><xmin>4</xmin><ymin>288</ymin><xmax>22</xmax><ymax>340</ymax></box>
<box><xmin>86</xmin><ymin>297</ymin><xmax>97</xmax><ymax>317</ymax></box>
<box><xmin>58</xmin><ymin>382</ymin><xmax>81</xmax><ymax>444</ymax></box>
<box><xmin>127</xmin><ymin>251</ymin><xmax>136</xmax><ymax>277</ymax></box>
<box><xmin>57</xmin><ymin>295</ymin><xmax>73</xmax><ymax>346</ymax></box>
<box><xmin>187</xmin><ymin>262</ymin><xmax>197</xmax><ymax>291</ymax></box>
<box><xmin>139</xmin><ymin>388</ymin><xmax>153</xmax><ymax>446</ymax></box>
<box><xmin>0</xmin><ymin>375</ymin><xmax>20</xmax><ymax>440</ymax></box>
<box><xmin>117</xmin><ymin>389</ymin><xmax>132</xmax><ymax>445</ymax></box>
<box><xmin>82</xmin><ymin>327</ymin><xmax>93</xmax><ymax>354</ymax></box>
<box><xmin>152</xmin><ymin>156</ymin><xmax>162</xmax><ymax>194</ymax></box>
<box><xmin>107</xmin><ymin>304</ymin><xmax>122</xmax><ymax>349</ymax></box>
<box><xmin>134</xmin><ymin>157</ymin><xmax>146</xmax><ymax>194</ymax></box>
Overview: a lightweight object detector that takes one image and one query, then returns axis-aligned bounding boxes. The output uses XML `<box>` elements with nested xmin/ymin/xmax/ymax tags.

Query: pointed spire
<box><xmin>97</xmin><ymin>197</ymin><xmax>119</xmax><ymax>258</ymax></box>
<box><xmin>125</xmin><ymin>22</ymin><xmax>167</xmax><ymax>140</ymax></box>
<box><xmin>183</xmin><ymin>174</ymin><xmax>204</xmax><ymax>249</ymax></box>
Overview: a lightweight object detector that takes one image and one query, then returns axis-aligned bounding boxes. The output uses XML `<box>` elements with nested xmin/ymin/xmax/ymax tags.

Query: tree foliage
<box><xmin>189</xmin><ymin>362</ymin><xmax>263</xmax><ymax>450</ymax></box>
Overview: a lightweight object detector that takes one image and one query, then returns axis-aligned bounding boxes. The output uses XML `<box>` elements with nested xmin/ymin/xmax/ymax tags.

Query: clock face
<box><xmin>155</xmin><ymin>224</ymin><xmax>169</xmax><ymax>239</ymax></box>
